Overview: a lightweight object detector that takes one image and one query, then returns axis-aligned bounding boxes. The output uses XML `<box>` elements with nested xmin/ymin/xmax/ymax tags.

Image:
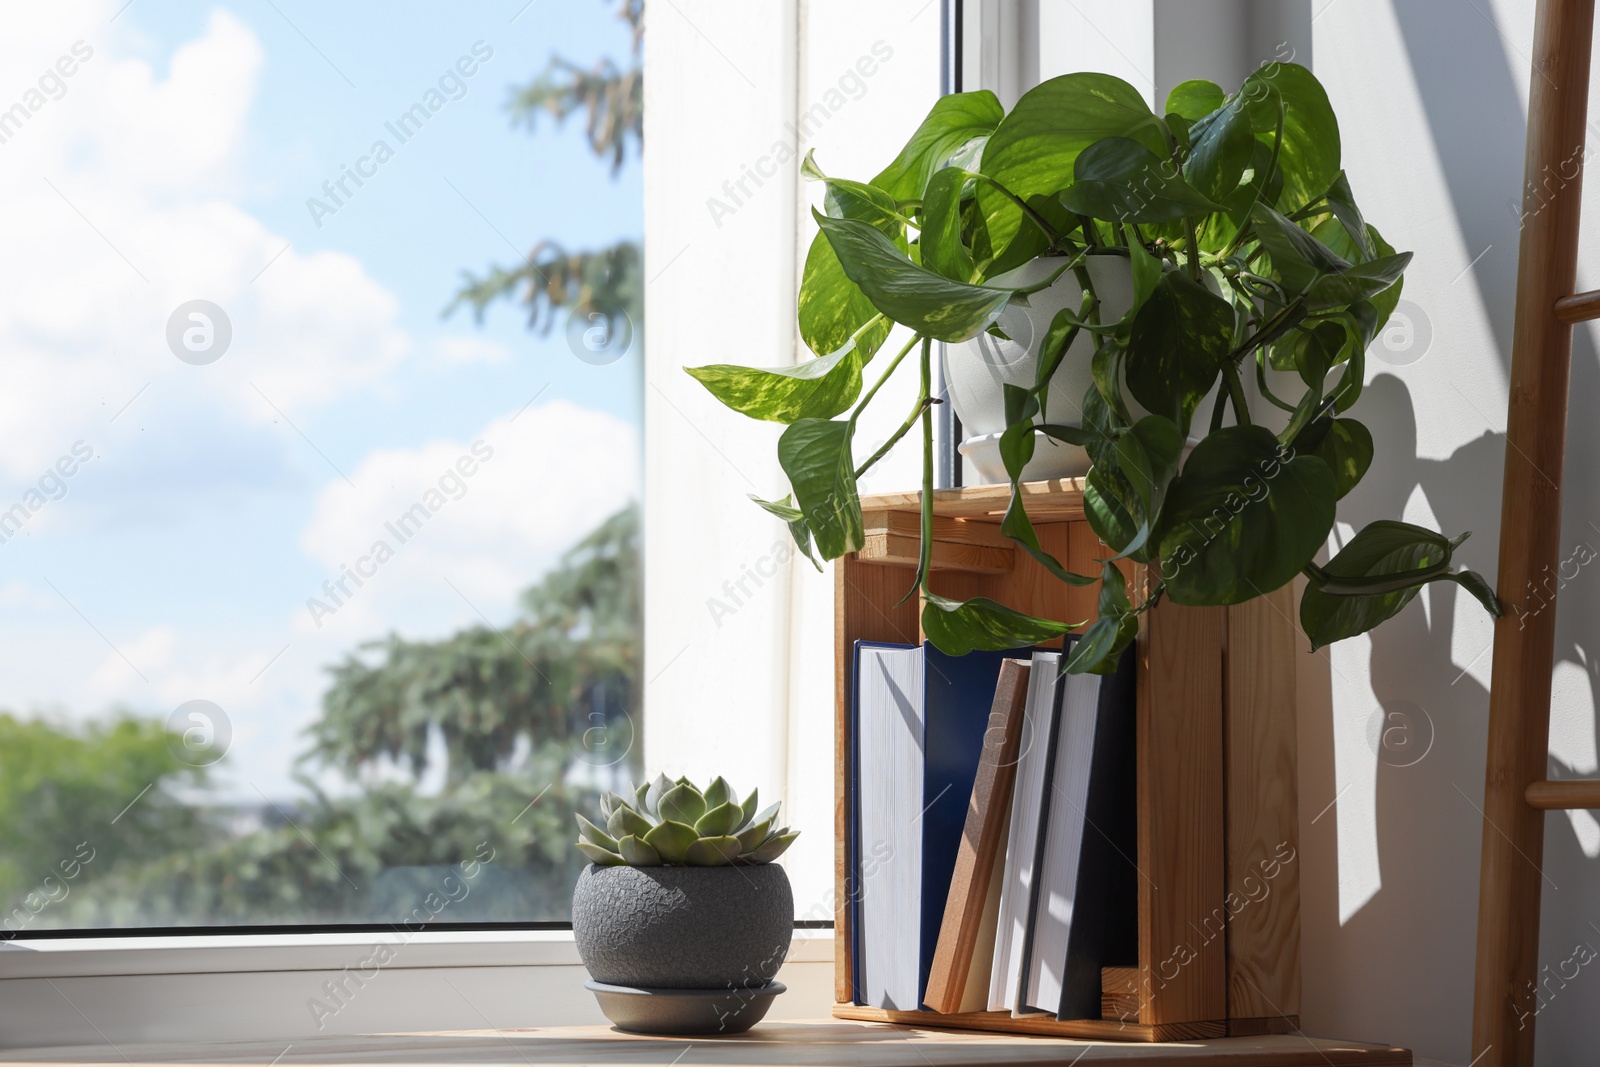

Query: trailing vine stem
<box><xmin>916</xmin><ymin>336</ymin><xmax>935</xmax><ymax>600</ymax></box>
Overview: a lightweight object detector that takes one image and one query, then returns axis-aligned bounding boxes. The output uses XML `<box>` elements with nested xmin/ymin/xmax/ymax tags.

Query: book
<box><xmin>922</xmin><ymin>657</ymin><xmax>1032</xmax><ymax>1014</ymax></box>
<box><xmin>850</xmin><ymin>641</ymin><xmax>1023</xmax><ymax>1010</ymax></box>
<box><xmin>1018</xmin><ymin>645</ymin><xmax>1139</xmax><ymax>1020</ymax></box>
<box><xmin>1055</xmin><ymin>645</ymin><xmax>1138</xmax><ymax>1020</ymax></box>
<box><xmin>988</xmin><ymin>648</ymin><xmax>1067</xmax><ymax>1013</ymax></box>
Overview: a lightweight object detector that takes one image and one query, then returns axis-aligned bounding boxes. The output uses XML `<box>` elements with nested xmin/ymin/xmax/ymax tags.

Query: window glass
<box><xmin>0</xmin><ymin>0</ymin><xmax>641</xmax><ymax>930</ymax></box>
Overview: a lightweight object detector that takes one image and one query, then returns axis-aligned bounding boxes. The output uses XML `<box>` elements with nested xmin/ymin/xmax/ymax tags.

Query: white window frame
<box><xmin>0</xmin><ymin>929</ymin><xmax>834</xmax><ymax>1047</ymax></box>
<box><xmin>0</xmin><ymin>0</ymin><xmax>975</xmax><ymax>1048</ymax></box>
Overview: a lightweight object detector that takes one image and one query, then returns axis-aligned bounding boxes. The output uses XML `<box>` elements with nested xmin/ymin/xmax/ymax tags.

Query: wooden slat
<box><xmin>863</xmin><ymin>510</ymin><xmax>1014</xmax><ymax>548</ymax></box>
<box><xmin>1137</xmin><ymin>599</ymin><xmax>1227</xmax><ymax>1026</ymax></box>
<box><xmin>834</xmin><ymin>557</ymin><xmax>921</xmax><ymax>1004</ymax></box>
<box><xmin>859</xmin><ymin>478</ymin><xmax>1087</xmax><ymax>521</ymax></box>
<box><xmin>1103</xmin><ymin>966</ymin><xmax>1142</xmax><ymax>1023</ymax></box>
<box><xmin>1473</xmin><ymin>1</ymin><xmax>1598</xmax><ymax>1063</ymax></box>
<box><xmin>1222</xmin><ymin>586</ymin><xmax>1301</xmax><ymax>1023</ymax></box>
<box><xmin>1525</xmin><ymin>779</ymin><xmax>1600</xmax><ymax>809</ymax></box>
<box><xmin>859</xmin><ymin>531</ymin><xmax>1014</xmax><ymax>573</ymax></box>
<box><xmin>981</xmin><ymin>520</ymin><xmax>1072</xmax><ymax>640</ymax></box>
<box><xmin>833</xmin><ymin>1003</ymin><xmax>1224</xmax><ymax>1043</ymax></box>
<box><xmin>1554</xmin><ymin>288</ymin><xmax>1600</xmax><ymax>323</ymax></box>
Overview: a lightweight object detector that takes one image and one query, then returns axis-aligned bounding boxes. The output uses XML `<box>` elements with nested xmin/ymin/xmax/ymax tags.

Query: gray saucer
<box><xmin>584</xmin><ymin>979</ymin><xmax>786</xmax><ymax>1035</ymax></box>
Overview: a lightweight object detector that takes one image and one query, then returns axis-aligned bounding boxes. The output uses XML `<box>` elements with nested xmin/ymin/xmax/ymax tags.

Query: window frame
<box><xmin>0</xmin><ymin>0</ymin><xmax>974</xmax><ymax>1048</ymax></box>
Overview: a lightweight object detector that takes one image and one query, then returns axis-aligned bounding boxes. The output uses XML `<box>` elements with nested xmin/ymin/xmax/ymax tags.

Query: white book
<box><xmin>856</xmin><ymin>643</ymin><xmax>924</xmax><ymax>1010</ymax></box>
<box><xmin>987</xmin><ymin>650</ymin><xmax>1063</xmax><ymax>1013</ymax></box>
<box><xmin>1020</xmin><ymin>663</ymin><xmax>1102</xmax><ymax>1015</ymax></box>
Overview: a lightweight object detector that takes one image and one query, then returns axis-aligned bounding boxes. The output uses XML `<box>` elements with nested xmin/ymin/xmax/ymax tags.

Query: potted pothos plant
<box><xmin>687</xmin><ymin>63</ymin><xmax>1500</xmax><ymax>674</ymax></box>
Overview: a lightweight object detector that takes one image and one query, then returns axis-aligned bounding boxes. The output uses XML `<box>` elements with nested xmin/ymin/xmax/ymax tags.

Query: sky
<box><xmin>0</xmin><ymin>0</ymin><xmax>642</xmax><ymax>798</ymax></box>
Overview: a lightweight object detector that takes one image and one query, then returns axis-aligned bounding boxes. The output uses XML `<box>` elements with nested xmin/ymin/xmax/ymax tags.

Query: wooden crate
<box><xmin>831</xmin><ymin>479</ymin><xmax>1302</xmax><ymax>1041</ymax></box>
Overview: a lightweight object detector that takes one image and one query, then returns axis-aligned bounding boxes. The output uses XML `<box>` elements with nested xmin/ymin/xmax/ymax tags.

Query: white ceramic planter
<box><xmin>945</xmin><ymin>254</ymin><xmax>1225</xmax><ymax>484</ymax></box>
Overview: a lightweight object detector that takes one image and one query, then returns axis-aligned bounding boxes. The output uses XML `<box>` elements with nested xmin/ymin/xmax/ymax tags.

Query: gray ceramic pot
<box><xmin>571</xmin><ymin>863</ymin><xmax>793</xmax><ymax>989</ymax></box>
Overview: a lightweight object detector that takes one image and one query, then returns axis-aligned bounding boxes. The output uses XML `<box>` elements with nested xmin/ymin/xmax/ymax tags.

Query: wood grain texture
<box><xmin>1473</xmin><ymin>1</ymin><xmax>1597</xmax><ymax>1063</ymax></box>
<box><xmin>863</xmin><ymin>511</ymin><xmax>1015</xmax><ymax>547</ymax></box>
<box><xmin>1137</xmin><ymin>599</ymin><xmax>1227</xmax><ymax>1026</ymax></box>
<box><xmin>860</xmin><ymin>512</ymin><xmax>1016</xmax><ymax>573</ymax></box>
<box><xmin>924</xmin><ymin>659</ymin><xmax>1032</xmax><ymax>1013</ymax></box>
<box><xmin>833</xmin><ymin>1004</ymin><xmax>1224</xmax><ymax>1042</ymax></box>
<box><xmin>858</xmin><ymin>479</ymin><xmax>1088</xmax><ymax>521</ymax></box>
<box><xmin>1102</xmin><ymin>966</ymin><xmax>1142</xmax><ymax>1023</ymax></box>
<box><xmin>1525</xmin><ymin>779</ymin><xmax>1600</xmax><ymax>808</ymax></box>
<box><xmin>834</xmin><ymin>558</ymin><xmax>920</xmax><ymax>1003</ymax></box>
<box><xmin>982</xmin><ymin>521</ymin><xmax>1072</xmax><ymax>646</ymax></box>
<box><xmin>860</xmin><ymin>531</ymin><xmax>1014</xmax><ymax>574</ymax></box>
<box><xmin>1553</xmin><ymin>287</ymin><xmax>1600</xmax><ymax>322</ymax></box>
<box><xmin>1222</xmin><ymin>586</ymin><xmax>1301</xmax><ymax>1022</ymax></box>
<box><xmin>1</xmin><ymin>1020</ymin><xmax>1413</xmax><ymax>1066</ymax></box>
<box><xmin>837</xmin><ymin>486</ymin><xmax>1301</xmax><ymax>1039</ymax></box>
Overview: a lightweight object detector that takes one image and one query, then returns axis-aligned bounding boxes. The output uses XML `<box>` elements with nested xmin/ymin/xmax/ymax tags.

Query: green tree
<box><xmin>21</xmin><ymin>505</ymin><xmax>641</xmax><ymax>928</ymax></box>
<box><xmin>309</xmin><ymin>503</ymin><xmax>640</xmax><ymax>786</ymax></box>
<box><xmin>448</xmin><ymin>0</ymin><xmax>643</xmax><ymax>340</ymax></box>
<box><xmin>0</xmin><ymin>713</ymin><xmax>209</xmax><ymax>930</ymax></box>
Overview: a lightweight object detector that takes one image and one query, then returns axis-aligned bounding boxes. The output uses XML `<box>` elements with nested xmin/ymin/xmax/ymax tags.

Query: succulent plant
<box><xmin>575</xmin><ymin>774</ymin><xmax>799</xmax><ymax>867</ymax></box>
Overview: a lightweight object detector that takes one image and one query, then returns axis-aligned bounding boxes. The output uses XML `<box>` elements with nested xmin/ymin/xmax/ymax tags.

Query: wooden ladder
<box><xmin>1473</xmin><ymin>0</ymin><xmax>1600</xmax><ymax>1062</ymax></box>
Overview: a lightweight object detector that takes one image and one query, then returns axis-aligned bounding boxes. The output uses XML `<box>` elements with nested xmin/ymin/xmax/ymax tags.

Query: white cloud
<box><xmin>297</xmin><ymin>399</ymin><xmax>639</xmax><ymax>639</ymax></box>
<box><xmin>435</xmin><ymin>336</ymin><xmax>510</xmax><ymax>364</ymax></box>
<box><xmin>0</xmin><ymin>5</ymin><xmax>409</xmax><ymax>481</ymax></box>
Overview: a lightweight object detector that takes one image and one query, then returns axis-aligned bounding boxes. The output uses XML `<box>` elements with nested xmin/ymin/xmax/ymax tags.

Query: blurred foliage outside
<box><xmin>1</xmin><ymin>504</ymin><xmax>639</xmax><ymax>931</ymax></box>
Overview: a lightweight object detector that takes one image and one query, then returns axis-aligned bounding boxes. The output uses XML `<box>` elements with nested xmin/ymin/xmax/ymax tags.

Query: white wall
<box><xmin>1305</xmin><ymin>3</ymin><xmax>1600</xmax><ymax>1064</ymax></box>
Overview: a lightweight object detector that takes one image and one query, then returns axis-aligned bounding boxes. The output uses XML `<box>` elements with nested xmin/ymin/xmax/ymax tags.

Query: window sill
<box><xmin>0</xmin><ymin>929</ymin><xmax>835</xmax><ymax>1049</ymax></box>
<box><xmin>0</xmin><ymin>928</ymin><xmax>591</xmax><ymax>979</ymax></box>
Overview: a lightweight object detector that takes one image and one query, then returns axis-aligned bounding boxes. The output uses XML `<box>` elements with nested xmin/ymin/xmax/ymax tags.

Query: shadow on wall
<box><xmin>1294</xmin><ymin>1</ymin><xmax>1600</xmax><ymax>1061</ymax></box>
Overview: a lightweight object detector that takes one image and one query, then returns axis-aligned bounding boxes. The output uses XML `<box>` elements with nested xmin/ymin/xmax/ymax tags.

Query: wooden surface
<box><xmin>860</xmin><ymin>511</ymin><xmax>1015</xmax><ymax>573</ymax></box>
<box><xmin>833</xmin><ymin>556</ymin><xmax>920</xmax><ymax>1003</ymax></box>
<box><xmin>1552</xmin><ymin>287</ymin><xmax>1600</xmax><ymax>323</ymax></box>
<box><xmin>924</xmin><ymin>659</ymin><xmax>1031</xmax><ymax>1013</ymax></box>
<box><xmin>1473</xmin><ymin>0</ymin><xmax>1597</xmax><ymax>1063</ymax></box>
<box><xmin>834</xmin><ymin>1002</ymin><xmax>1220</xmax><ymax>1042</ymax></box>
<box><xmin>1136</xmin><ymin>599</ymin><xmax>1227</xmax><ymax>1026</ymax></box>
<box><xmin>851</xmin><ymin>479</ymin><xmax>1088</xmax><ymax>522</ymax></box>
<box><xmin>1525</xmin><ymin>778</ymin><xmax>1600</xmax><ymax>809</ymax></box>
<box><xmin>1103</xmin><ymin>966</ymin><xmax>1142</xmax><ymax>1023</ymax></box>
<box><xmin>0</xmin><ymin>1020</ymin><xmax>1412</xmax><ymax>1066</ymax></box>
<box><xmin>1221</xmin><ymin>585</ymin><xmax>1301</xmax><ymax>1022</ymax></box>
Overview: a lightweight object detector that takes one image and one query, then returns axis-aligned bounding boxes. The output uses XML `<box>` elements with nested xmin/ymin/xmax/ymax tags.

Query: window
<box><xmin>1</xmin><ymin>0</ymin><xmax>642</xmax><ymax>932</ymax></box>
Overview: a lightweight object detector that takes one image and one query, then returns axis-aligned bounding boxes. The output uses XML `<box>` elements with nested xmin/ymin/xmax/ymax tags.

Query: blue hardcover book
<box><xmin>850</xmin><ymin>640</ymin><xmax>1025</xmax><ymax>1010</ymax></box>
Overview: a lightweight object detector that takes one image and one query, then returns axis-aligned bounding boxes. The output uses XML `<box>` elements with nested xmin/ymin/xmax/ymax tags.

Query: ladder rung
<box><xmin>1554</xmin><ymin>290</ymin><xmax>1600</xmax><ymax>323</ymax></box>
<box><xmin>1526</xmin><ymin>779</ymin><xmax>1600</xmax><ymax>809</ymax></box>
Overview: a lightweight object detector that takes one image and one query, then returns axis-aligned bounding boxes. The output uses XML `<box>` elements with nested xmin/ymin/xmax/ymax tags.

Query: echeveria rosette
<box><xmin>575</xmin><ymin>774</ymin><xmax>799</xmax><ymax>867</ymax></box>
<box><xmin>682</xmin><ymin>63</ymin><xmax>1501</xmax><ymax>674</ymax></box>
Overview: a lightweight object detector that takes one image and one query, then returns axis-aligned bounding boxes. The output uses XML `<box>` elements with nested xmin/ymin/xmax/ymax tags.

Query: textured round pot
<box><xmin>572</xmin><ymin>863</ymin><xmax>794</xmax><ymax>992</ymax></box>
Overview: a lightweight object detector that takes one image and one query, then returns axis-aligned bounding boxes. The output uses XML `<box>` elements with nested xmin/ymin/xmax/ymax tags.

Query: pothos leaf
<box><xmin>776</xmin><ymin>419</ymin><xmax>862</xmax><ymax>560</ymax></box>
<box><xmin>1299</xmin><ymin>520</ymin><xmax>1492</xmax><ymax>650</ymax></box>
<box><xmin>1125</xmin><ymin>271</ymin><xmax>1234</xmax><ymax>433</ymax></box>
<box><xmin>687</xmin><ymin>335</ymin><xmax>871</xmax><ymax>424</ymax></box>
<box><xmin>749</xmin><ymin>493</ymin><xmax>821</xmax><ymax>571</ymax></box>
<box><xmin>872</xmin><ymin>90</ymin><xmax>1005</xmax><ymax>202</ymax></box>
<box><xmin>921</xmin><ymin>593</ymin><xmax>1074</xmax><ymax>656</ymax></box>
<box><xmin>1157</xmin><ymin>426</ymin><xmax>1337</xmax><ymax>606</ymax></box>
<box><xmin>814</xmin><ymin>210</ymin><xmax>1012</xmax><ymax>342</ymax></box>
